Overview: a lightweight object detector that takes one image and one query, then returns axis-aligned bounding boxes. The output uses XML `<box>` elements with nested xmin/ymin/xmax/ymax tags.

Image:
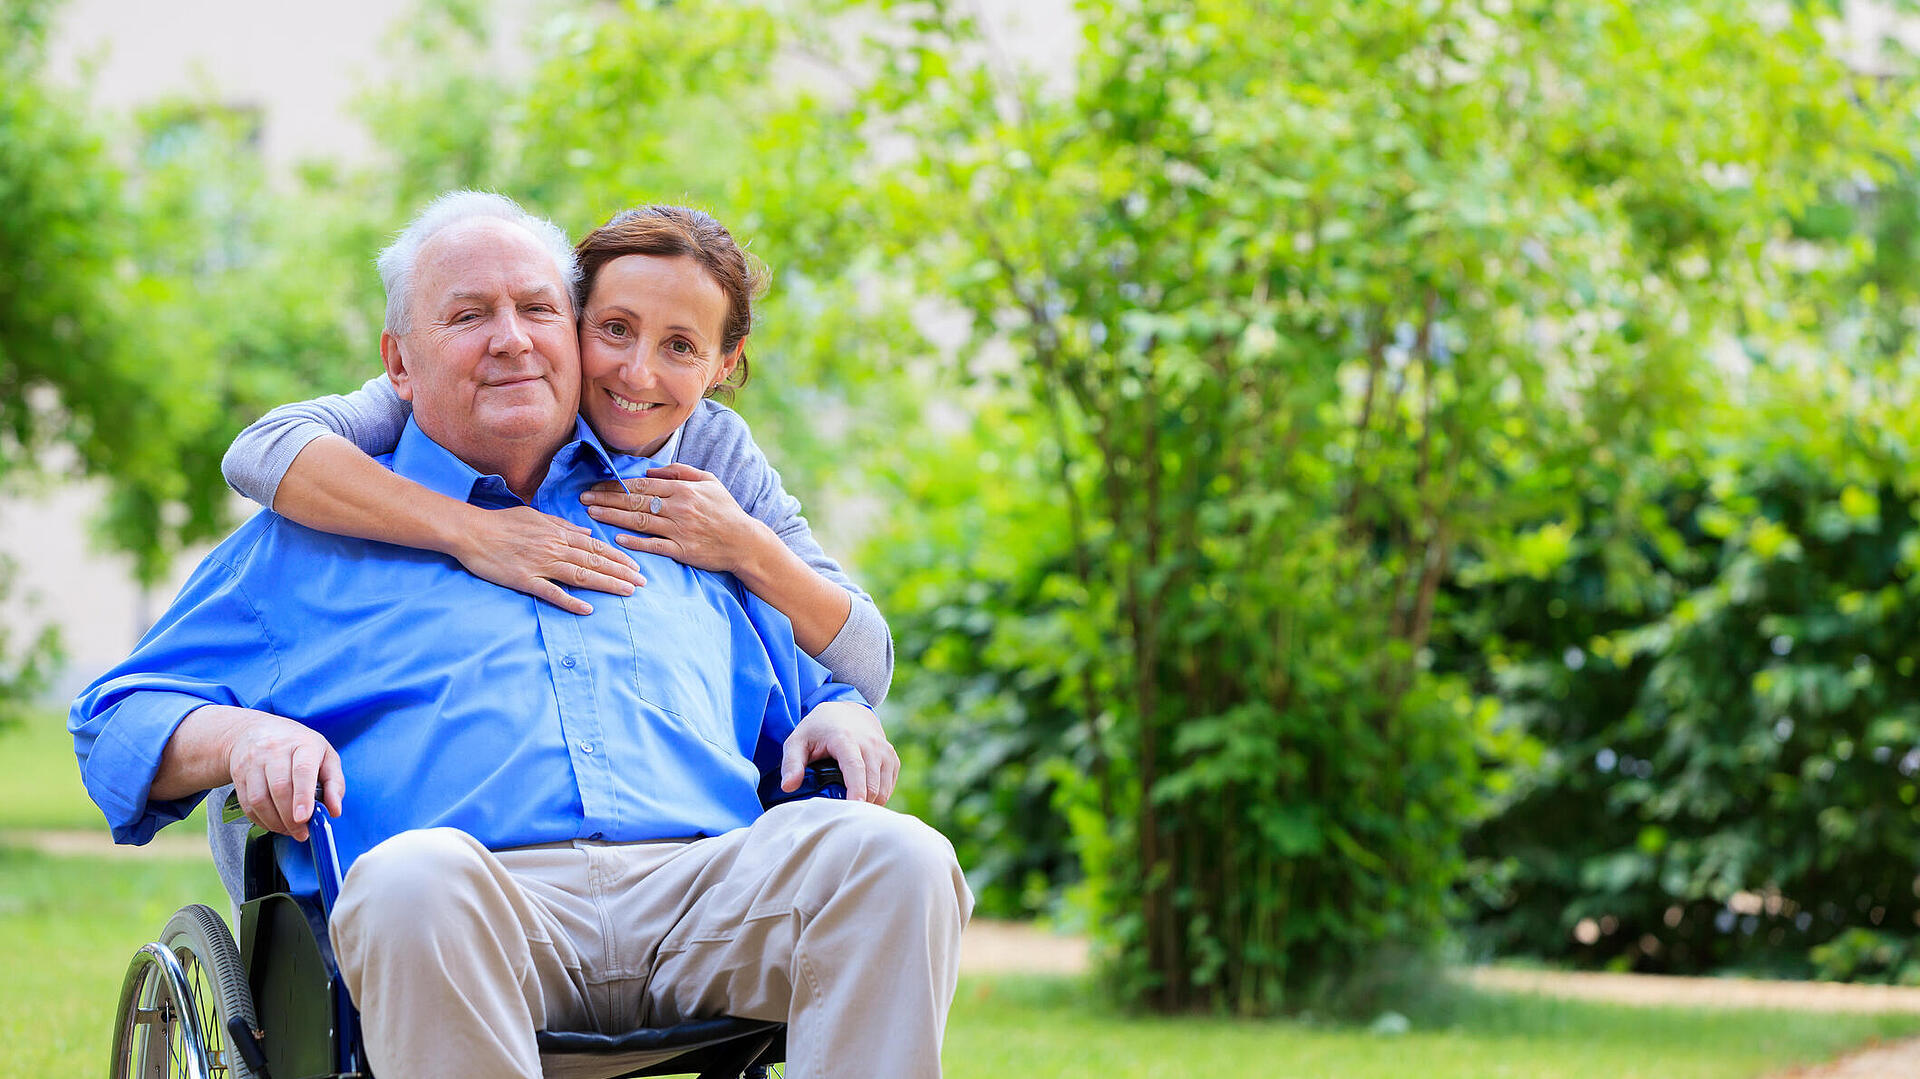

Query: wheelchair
<box><xmin>109</xmin><ymin>762</ymin><xmax>847</xmax><ymax>1079</ymax></box>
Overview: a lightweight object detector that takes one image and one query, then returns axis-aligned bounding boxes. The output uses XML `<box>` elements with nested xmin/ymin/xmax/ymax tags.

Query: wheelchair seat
<box><xmin>109</xmin><ymin>763</ymin><xmax>846</xmax><ymax>1079</ymax></box>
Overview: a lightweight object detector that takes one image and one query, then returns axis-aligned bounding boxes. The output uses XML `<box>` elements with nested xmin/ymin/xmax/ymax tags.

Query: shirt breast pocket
<box><xmin>633</xmin><ymin>595</ymin><xmax>745</xmax><ymax>752</ymax></box>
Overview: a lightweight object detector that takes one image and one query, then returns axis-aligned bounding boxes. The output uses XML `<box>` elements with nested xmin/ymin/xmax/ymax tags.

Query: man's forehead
<box><xmin>417</xmin><ymin>219</ymin><xmax>569</xmax><ymax>300</ymax></box>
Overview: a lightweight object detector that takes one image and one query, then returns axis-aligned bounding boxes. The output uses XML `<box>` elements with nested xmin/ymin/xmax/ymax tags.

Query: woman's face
<box><xmin>578</xmin><ymin>254</ymin><xmax>739</xmax><ymax>458</ymax></box>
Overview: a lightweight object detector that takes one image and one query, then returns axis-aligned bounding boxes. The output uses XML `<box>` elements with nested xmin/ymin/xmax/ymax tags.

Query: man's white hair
<box><xmin>376</xmin><ymin>190</ymin><xmax>579</xmax><ymax>334</ymax></box>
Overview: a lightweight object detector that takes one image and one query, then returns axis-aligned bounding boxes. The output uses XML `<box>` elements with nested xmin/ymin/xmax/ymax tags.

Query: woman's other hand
<box><xmin>451</xmin><ymin>504</ymin><xmax>645</xmax><ymax>615</ymax></box>
<box><xmin>580</xmin><ymin>463</ymin><xmax>766</xmax><ymax>574</ymax></box>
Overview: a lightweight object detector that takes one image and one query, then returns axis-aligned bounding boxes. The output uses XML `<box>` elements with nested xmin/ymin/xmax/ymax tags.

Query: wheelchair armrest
<box><xmin>758</xmin><ymin>757</ymin><xmax>848</xmax><ymax>809</ymax></box>
<box><xmin>224</xmin><ymin>788</ymin><xmax>348</xmax><ymax>915</ymax></box>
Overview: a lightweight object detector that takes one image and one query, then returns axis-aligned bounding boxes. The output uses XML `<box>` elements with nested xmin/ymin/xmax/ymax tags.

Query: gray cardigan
<box><xmin>222</xmin><ymin>375</ymin><xmax>892</xmax><ymax>703</ymax></box>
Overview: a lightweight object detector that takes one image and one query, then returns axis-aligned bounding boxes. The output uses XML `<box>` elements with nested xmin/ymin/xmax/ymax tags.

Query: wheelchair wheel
<box><xmin>110</xmin><ymin>904</ymin><xmax>262</xmax><ymax>1079</ymax></box>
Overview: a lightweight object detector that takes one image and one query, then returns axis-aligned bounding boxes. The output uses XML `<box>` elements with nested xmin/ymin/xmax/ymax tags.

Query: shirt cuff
<box><xmin>85</xmin><ymin>692</ymin><xmax>218</xmax><ymax>845</ymax></box>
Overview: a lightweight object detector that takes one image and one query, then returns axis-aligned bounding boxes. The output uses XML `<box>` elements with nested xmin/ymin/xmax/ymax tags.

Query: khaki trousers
<box><xmin>329</xmin><ymin>799</ymin><xmax>973</xmax><ymax>1079</ymax></box>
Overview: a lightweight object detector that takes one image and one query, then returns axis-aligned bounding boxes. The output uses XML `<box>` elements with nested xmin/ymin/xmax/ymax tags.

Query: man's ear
<box><xmin>380</xmin><ymin>332</ymin><xmax>415</xmax><ymax>402</ymax></box>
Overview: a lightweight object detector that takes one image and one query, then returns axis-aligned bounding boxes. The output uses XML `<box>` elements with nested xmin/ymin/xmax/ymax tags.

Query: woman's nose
<box><xmin>619</xmin><ymin>348</ymin><xmax>659</xmax><ymax>385</ymax></box>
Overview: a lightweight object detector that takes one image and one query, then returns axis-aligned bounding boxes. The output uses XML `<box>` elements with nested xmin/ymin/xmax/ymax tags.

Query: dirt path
<box><xmin>3</xmin><ymin>828</ymin><xmax>205</xmax><ymax>858</ymax></box>
<box><xmin>1465</xmin><ymin>967</ymin><xmax>1920</xmax><ymax>1015</ymax></box>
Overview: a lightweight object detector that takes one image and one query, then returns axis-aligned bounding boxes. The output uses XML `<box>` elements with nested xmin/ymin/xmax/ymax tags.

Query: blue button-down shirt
<box><xmin>71</xmin><ymin>417</ymin><xmax>862</xmax><ymax>891</ymax></box>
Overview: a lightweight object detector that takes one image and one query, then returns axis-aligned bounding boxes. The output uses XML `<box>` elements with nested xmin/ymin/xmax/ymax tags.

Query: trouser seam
<box><xmin>795</xmin><ymin>933</ymin><xmax>825</xmax><ymax>1077</ymax></box>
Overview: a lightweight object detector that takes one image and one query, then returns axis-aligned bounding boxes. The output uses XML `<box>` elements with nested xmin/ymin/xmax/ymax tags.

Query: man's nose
<box><xmin>490</xmin><ymin>310</ymin><xmax>533</xmax><ymax>356</ymax></box>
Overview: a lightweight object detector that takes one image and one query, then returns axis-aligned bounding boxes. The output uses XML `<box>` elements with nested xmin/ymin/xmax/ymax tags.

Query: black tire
<box><xmin>109</xmin><ymin>904</ymin><xmax>262</xmax><ymax>1079</ymax></box>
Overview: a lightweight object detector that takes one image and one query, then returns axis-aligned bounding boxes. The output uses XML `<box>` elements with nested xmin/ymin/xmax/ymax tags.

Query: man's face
<box><xmin>382</xmin><ymin>219</ymin><xmax>580</xmax><ymax>468</ymax></box>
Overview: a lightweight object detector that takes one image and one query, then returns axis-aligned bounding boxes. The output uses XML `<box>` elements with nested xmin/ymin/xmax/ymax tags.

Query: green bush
<box><xmin>1464</xmin><ymin>426</ymin><xmax>1920</xmax><ymax>977</ymax></box>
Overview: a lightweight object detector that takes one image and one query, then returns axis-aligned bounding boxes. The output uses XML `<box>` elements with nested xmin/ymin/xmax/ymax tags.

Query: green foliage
<box><xmin>1463</xmin><ymin>385</ymin><xmax>1920</xmax><ymax>976</ymax></box>
<box><xmin>864</xmin><ymin>407</ymin><xmax>1091</xmax><ymax>919</ymax></box>
<box><xmin>849</xmin><ymin>0</ymin><xmax>1915</xmax><ymax>1010</ymax></box>
<box><xmin>1810</xmin><ymin>929</ymin><xmax>1920</xmax><ymax>986</ymax></box>
<box><xmin>1</xmin><ymin>0</ymin><xmax>378</xmax><ymax>584</ymax></box>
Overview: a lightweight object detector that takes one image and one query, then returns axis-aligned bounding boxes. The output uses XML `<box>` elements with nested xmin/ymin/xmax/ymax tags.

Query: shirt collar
<box><xmin>391</xmin><ymin>416</ymin><xmax>626</xmax><ymax>505</ymax></box>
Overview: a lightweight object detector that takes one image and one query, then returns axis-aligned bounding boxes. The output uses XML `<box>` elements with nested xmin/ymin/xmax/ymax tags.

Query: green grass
<box><xmin>0</xmin><ymin>710</ymin><xmax>103</xmax><ymax>831</ymax></box>
<box><xmin>946</xmin><ymin>976</ymin><xmax>1920</xmax><ymax>1078</ymax></box>
<box><xmin>6</xmin><ymin>846</ymin><xmax>1920</xmax><ymax>1079</ymax></box>
<box><xmin>0</xmin><ymin>846</ymin><xmax>229</xmax><ymax>1078</ymax></box>
<box><xmin>1</xmin><ymin>710</ymin><xmax>205</xmax><ymax>836</ymax></box>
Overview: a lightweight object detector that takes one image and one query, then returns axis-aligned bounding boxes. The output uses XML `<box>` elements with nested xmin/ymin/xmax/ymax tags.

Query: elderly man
<box><xmin>70</xmin><ymin>192</ymin><xmax>971</xmax><ymax>1079</ymax></box>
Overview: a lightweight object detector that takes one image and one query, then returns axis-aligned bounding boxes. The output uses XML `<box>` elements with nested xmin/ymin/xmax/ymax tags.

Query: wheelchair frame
<box><xmin>109</xmin><ymin>763</ymin><xmax>847</xmax><ymax>1079</ymax></box>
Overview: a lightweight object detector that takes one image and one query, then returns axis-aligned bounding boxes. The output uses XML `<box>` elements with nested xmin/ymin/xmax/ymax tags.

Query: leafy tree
<box><xmin>852</xmin><ymin>0</ymin><xmax>1910</xmax><ymax>1010</ymax></box>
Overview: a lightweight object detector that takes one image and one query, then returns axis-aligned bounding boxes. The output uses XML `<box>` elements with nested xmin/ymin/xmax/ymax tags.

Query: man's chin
<box><xmin>474</xmin><ymin>403</ymin><xmax>576</xmax><ymax>442</ymax></box>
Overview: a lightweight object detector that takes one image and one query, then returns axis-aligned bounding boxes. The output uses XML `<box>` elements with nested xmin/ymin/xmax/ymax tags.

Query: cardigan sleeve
<box><xmin>680</xmin><ymin>403</ymin><xmax>896</xmax><ymax>706</ymax></box>
<box><xmin>221</xmin><ymin>375</ymin><xmax>411</xmax><ymax>508</ymax></box>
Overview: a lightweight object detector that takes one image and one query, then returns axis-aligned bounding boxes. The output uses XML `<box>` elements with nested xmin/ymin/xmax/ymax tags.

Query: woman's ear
<box><xmin>380</xmin><ymin>332</ymin><xmax>415</xmax><ymax>401</ymax></box>
<box><xmin>712</xmin><ymin>338</ymin><xmax>746</xmax><ymax>391</ymax></box>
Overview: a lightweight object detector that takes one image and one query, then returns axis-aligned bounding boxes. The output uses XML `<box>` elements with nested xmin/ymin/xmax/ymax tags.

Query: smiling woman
<box><xmin>574</xmin><ymin>205</ymin><xmax>766</xmax><ymax>458</ymax></box>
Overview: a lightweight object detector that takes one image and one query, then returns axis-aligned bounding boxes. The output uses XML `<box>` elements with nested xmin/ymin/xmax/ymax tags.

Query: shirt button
<box><xmin>561</xmin><ymin>655</ymin><xmax>576</xmax><ymax>669</ymax></box>
<box><xmin>578</xmin><ymin>741</ymin><xmax>595</xmax><ymax>754</ymax></box>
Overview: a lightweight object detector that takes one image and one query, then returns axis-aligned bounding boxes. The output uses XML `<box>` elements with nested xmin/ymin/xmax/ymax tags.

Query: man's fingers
<box><xmin>780</xmin><ymin>733</ymin><xmax>811</xmax><ymax>793</ymax></box>
<box><xmin>289</xmin><ymin>742</ymin><xmax>324</xmax><ymax>827</ymax></box>
<box><xmin>836</xmin><ymin>743</ymin><xmax>872</xmax><ymax>805</ymax></box>
<box><xmin>874</xmin><ymin>747</ymin><xmax>900</xmax><ymax>805</ymax></box>
<box><xmin>265</xmin><ymin>760</ymin><xmax>301</xmax><ymax>834</ymax></box>
<box><xmin>245</xmin><ymin>764</ymin><xmax>288</xmax><ymax>837</ymax></box>
<box><xmin>319</xmin><ymin>748</ymin><xmax>346</xmax><ymax>819</ymax></box>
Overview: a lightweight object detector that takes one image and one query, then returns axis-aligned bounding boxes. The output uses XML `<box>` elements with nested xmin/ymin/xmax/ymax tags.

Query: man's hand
<box><xmin>223</xmin><ymin>712</ymin><xmax>345</xmax><ymax>842</ymax></box>
<box><xmin>782</xmin><ymin>701</ymin><xmax>898</xmax><ymax>806</ymax></box>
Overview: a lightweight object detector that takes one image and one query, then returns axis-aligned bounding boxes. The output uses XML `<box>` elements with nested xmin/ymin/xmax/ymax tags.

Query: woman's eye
<box><xmin>605</xmin><ymin>321</ymin><xmax>628</xmax><ymax>338</ymax></box>
<box><xmin>669</xmin><ymin>339</ymin><xmax>693</xmax><ymax>355</ymax></box>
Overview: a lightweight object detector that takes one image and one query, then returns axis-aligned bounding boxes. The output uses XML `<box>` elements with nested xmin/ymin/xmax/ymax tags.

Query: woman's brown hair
<box><xmin>573</xmin><ymin>205</ymin><xmax>770</xmax><ymax>400</ymax></box>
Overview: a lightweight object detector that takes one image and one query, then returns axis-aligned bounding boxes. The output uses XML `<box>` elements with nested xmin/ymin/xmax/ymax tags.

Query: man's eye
<box><xmin>454</xmin><ymin>311</ymin><xmax>481</xmax><ymax>324</ymax></box>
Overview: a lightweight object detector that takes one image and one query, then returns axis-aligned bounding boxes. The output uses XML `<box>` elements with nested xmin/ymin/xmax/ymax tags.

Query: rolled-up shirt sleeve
<box><xmin>70</xmin><ymin>553</ymin><xmax>280</xmax><ymax>844</ymax></box>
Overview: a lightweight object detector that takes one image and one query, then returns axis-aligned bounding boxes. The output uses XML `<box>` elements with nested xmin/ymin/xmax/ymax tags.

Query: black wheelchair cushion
<box><xmin>535</xmin><ymin>1015</ymin><xmax>779</xmax><ymax>1055</ymax></box>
